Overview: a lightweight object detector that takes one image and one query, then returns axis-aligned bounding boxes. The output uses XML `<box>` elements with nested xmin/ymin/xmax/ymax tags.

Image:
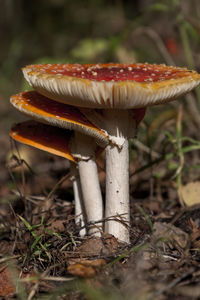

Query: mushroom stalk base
<box><xmin>78</xmin><ymin>158</ymin><xmax>103</xmax><ymax>236</ymax></box>
<box><xmin>70</xmin><ymin>164</ymin><xmax>86</xmax><ymax>237</ymax></box>
<box><xmin>72</xmin><ymin>132</ymin><xmax>103</xmax><ymax>237</ymax></box>
<box><xmin>105</xmin><ymin>139</ymin><xmax>130</xmax><ymax>243</ymax></box>
<box><xmin>103</xmin><ymin>109</ymin><xmax>136</xmax><ymax>244</ymax></box>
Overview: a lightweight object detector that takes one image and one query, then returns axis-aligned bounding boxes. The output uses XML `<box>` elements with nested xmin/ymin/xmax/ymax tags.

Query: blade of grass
<box><xmin>136</xmin><ymin>205</ymin><xmax>154</xmax><ymax>232</ymax></box>
<box><xmin>107</xmin><ymin>243</ymin><xmax>149</xmax><ymax>267</ymax></box>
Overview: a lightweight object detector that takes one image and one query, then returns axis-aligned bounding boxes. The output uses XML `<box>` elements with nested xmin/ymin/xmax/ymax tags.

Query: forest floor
<box><xmin>1</xmin><ymin>100</ymin><xmax>200</xmax><ymax>300</ymax></box>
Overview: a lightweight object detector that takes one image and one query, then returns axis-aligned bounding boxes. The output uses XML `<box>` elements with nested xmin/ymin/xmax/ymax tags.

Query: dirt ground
<box><xmin>1</xmin><ymin>99</ymin><xmax>200</xmax><ymax>299</ymax></box>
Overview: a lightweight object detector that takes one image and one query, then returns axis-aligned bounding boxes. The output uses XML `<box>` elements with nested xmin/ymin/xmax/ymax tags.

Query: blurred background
<box><xmin>1</xmin><ymin>0</ymin><xmax>200</xmax><ymax>98</ymax></box>
<box><xmin>1</xmin><ymin>0</ymin><xmax>200</xmax><ymax>206</ymax></box>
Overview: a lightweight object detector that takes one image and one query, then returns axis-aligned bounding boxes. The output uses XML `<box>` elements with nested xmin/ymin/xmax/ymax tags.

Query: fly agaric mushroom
<box><xmin>10</xmin><ymin>91</ymin><xmax>109</xmax><ymax>236</ymax></box>
<box><xmin>10</xmin><ymin>120</ymin><xmax>86</xmax><ymax>235</ymax></box>
<box><xmin>22</xmin><ymin>63</ymin><xmax>200</xmax><ymax>243</ymax></box>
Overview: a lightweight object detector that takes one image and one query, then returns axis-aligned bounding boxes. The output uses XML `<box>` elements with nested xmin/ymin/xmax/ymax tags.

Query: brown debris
<box><xmin>0</xmin><ymin>266</ymin><xmax>15</xmax><ymax>297</ymax></box>
<box><xmin>153</xmin><ymin>222</ymin><xmax>188</xmax><ymax>249</ymax></box>
<box><xmin>77</xmin><ymin>235</ymin><xmax>119</xmax><ymax>257</ymax></box>
<box><xmin>67</xmin><ymin>258</ymin><xmax>106</xmax><ymax>278</ymax></box>
<box><xmin>68</xmin><ymin>263</ymin><xmax>96</xmax><ymax>277</ymax></box>
<box><xmin>188</xmin><ymin>218</ymin><xmax>200</xmax><ymax>248</ymax></box>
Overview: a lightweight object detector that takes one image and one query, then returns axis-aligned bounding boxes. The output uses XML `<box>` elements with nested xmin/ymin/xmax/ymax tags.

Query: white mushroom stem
<box><xmin>70</xmin><ymin>163</ymin><xmax>86</xmax><ymax>237</ymax></box>
<box><xmin>105</xmin><ymin>139</ymin><xmax>130</xmax><ymax>242</ymax></box>
<box><xmin>71</xmin><ymin>132</ymin><xmax>103</xmax><ymax>236</ymax></box>
<box><xmin>103</xmin><ymin>109</ymin><xmax>137</xmax><ymax>244</ymax></box>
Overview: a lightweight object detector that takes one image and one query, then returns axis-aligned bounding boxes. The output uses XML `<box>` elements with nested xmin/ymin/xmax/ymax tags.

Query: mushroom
<box><xmin>22</xmin><ymin>63</ymin><xmax>200</xmax><ymax>243</ymax></box>
<box><xmin>10</xmin><ymin>91</ymin><xmax>109</xmax><ymax>236</ymax></box>
<box><xmin>10</xmin><ymin>120</ymin><xmax>86</xmax><ymax>235</ymax></box>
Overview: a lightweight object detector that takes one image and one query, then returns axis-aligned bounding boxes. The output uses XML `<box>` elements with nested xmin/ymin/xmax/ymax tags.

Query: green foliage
<box><xmin>70</xmin><ymin>38</ymin><xmax>109</xmax><ymax>62</ymax></box>
<box><xmin>131</xmin><ymin>126</ymin><xmax>200</xmax><ymax>186</ymax></box>
<box><xmin>136</xmin><ymin>205</ymin><xmax>154</xmax><ymax>232</ymax></box>
<box><xmin>19</xmin><ymin>215</ymin><xmax>61</xmax><ymax>260</ymax></box>
<box><xmin>148</xmin><ymin>3</ymin><xmax>170</xmax><ymax>12</ymax></box>
<box><xmin>108</xmin><ymin>243</ymin><xmax>149</xmax><ymax>267</ymax></box>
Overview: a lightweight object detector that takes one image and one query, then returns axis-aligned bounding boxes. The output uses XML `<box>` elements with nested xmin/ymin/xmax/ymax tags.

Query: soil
<box><xmin>1</xmin><ymin>126</ymin><xmax>200</xmax><ymax>300</ymax></box>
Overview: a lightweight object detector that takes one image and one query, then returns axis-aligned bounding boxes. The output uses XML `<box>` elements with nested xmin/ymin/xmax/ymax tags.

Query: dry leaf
<box><xmin>181</xmin><ymin>181</ymin><xmax>200</xmax><ymax>206</ymax></box>
<box><xmin>47</xmin><ymin>220</ymin><xmax>66</xmax><ymax>232</ymax></box>
<box><xmin>0</xmin><ymin>266</ymin><xmax>15</xmax><ymax>296</ymax></box>
<box><xmin>76</xmin><ymin>259</ymin><xmax>106</xmax><ymax>268</ymax></box>
<box><xmin>67</xmin><ymin>258</ymin><xmax>106</xmax><ymax>278</ymax></box>
<box><xmin>153</xmin><ymin>222</ymin><xmax>188</xmax><ymax>248</ymax></box>
<box><xmin>78</xmin><ymin>237</ymin><xmax>105</xmax><ymax>256</ymax></box>
<box><xmin>77</xmin><ymin>235</ymin><xmax>119</xmax><ymax>257</ymax></box>
<box><xmin>67</xmin><ymin>263</ymin><xmax>96</xmax><ymax>278</ymax></box>
<box><xmin>188</xmin><ymin>218</ymin><xmax>200</xmax><ymax>248</ymax></box>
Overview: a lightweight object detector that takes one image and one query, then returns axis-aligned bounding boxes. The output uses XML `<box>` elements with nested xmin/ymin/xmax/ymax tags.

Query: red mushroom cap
<box><xmin>10</xmin><ymin>91</ymin><xmax>108</xmax><ymax>146</ymax></box>
<box><xmin>23</xmin><ymin>63</ymin><xmax>200</xmax><ymax>109</ymax></box>
<box><xmin>10</xmin><ymin>120</ymin><xmax>76</xmax><ymax>161</ymax></box>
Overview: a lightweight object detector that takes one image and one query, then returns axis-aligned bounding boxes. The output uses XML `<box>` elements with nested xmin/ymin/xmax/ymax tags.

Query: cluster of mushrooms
<box><xmin>10</xmin><ymin>63</ymin><xmax>200</xmax><ymax>243</ymax></box>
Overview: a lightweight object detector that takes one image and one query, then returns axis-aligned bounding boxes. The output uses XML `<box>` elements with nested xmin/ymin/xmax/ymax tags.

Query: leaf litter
<box><xmin>2</xmin><ymin>110</ymin><xmax>200</xmax><ymax>299</ymax></box>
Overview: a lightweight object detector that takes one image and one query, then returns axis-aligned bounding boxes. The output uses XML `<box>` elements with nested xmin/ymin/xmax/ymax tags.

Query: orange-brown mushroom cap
<box><xmin>23</xmin><ymin>63</ymin><xmax>200</xmax><ymax>109</ymax></box>
<box><xmin>10</xmin><ymin>120</ymin><xmax>76</xmax><ymax>162</ymax></box>
<box><xmin>10</xmin><ymin>91</ymin><xmax>108</xmax><ymax>146</ymax></box>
